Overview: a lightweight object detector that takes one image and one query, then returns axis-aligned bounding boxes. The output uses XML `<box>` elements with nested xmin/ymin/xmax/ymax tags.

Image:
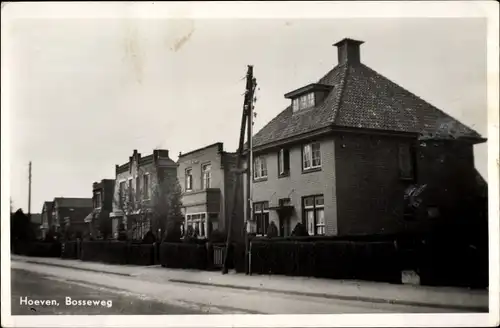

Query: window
<box><xmin>278</xmin><ymin>149</ymin><xmax>290</xmax><ymax>176</ymax></box>
<box><xmin>303</xmin><ymin>142</ymin><xmax>321</xmax><ymax>170</ymax></box>
<box><xmin>202</xmin><ymin>164</ymin><xmax>211</xmax><ymax>189</ymax></box>
<box><xmin>143</xmin><ymin>174</ymin><xmax>150</xmax><ymax>200</ymax></box>
<box><xmin>94</xmin><ymin>191</ymin><xmax>102</xmax><ymax>209</ymax></box>
<box><xmin>303</xmin><ymin>195</ymin><xmax>325</xmax><ymax>236</ymax></box>
<box><xmin>136</xmin><ymin>176</ymin><xmax>140</xmax><ymax>201</ymax></box>
<box><xmin>119</xmin><ymin>181</ymin><xmax>126</xmax><ymax>207</ymax></box>
<box><xmin>292</xmin><ymin>93</ymin><xmax>315</xmax><ymax>112</ymax></box>
<box><xmin>253</xmin><ymin>156</ymin><xmax>268</xmax><ymax>179</ymax></box>
<box><xmin>253</xmin><ymin>201</ymin><xmax>269</xmax><ymax>235</ymax></box>
<box><xmin>185</xmin><ymin>213</ymin><xmax>207</xmax><ymax>238</ymax></box>
<box><xmin>399</xmin><ymin>143</ymin><xmax>415</xmax><ymax>180</ymax></box>
<box><xmin>128</xmin><ymin>179</ymin><xmax>133</xmax><ymax>203</ymax></box>
<box><xmin>185</xmin><ymin>168</ymin><xmax>193</xmax><ymax>191</ymax></box>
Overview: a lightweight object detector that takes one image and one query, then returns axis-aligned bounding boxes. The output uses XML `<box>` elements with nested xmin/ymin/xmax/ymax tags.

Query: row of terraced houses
<box><xmin>38</xmin><ymin>38</ymin><xmax>487</xmax><ymax>242</ymax></box>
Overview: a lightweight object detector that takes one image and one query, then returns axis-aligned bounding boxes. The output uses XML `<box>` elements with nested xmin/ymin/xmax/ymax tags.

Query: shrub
<box><xmin>291</xmin><ymin>223</ymin><xmax>309</xmax><ymax>237</ymax></box>
<box><xmin>163</xmin><ymin>220</ymin><xmax>182</xmax><ymax>243</ymax></box>
<box><xmin>12</xmin><ymin>241</ymin><xmax>61</xmax><ymax>257</ymax></box>
<box><xmin>266</xmin><ymin>222</ymin><xmax>278</xmax><ymax>238</ymax></box>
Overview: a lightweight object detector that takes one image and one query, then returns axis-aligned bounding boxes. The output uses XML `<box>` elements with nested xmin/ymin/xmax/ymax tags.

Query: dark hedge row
<box><xmin>159</xmin><ymin>242</ymin><xmax>208</xmax><ymax>270</ymax></box>
<box><xmin>248</xmin><ymin>240</ymin><xmax>401</xmax><ymax>283</ymax></box>
<box><xmin>80</xmin><ymin>241</ymin><xmax>156</xmax><ymax>266</ymax></box>
<box><xmin>12</xmin><ymin>241</ymin><xmax>62</xmax><ymax>258</ymax></box>
<box><xmin>61</xmin><ymin>241</ymin><xmax>80</xmax><ymax>259</ymax></box>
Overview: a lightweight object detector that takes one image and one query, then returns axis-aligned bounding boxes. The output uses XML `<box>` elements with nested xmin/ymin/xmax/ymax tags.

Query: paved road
<box><xmin>11</xmin><ymin>269</ymin><xmax>202</xmax><ymax>315</ymax></box>
<box><xmin>10</xmin><ymin>260</ymin><xmax>466</xmax><ymax>315</ymax></box>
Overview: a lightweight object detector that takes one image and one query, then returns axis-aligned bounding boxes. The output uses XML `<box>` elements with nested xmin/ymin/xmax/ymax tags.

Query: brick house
<box><xmin>246</xmin><ymin>37</ymin><xmax>486</xmax><ymax>237</ymax></box>
<box><xmin>40</xmin><ymin>201</ymin><xmax>54</xmax><ymax>239</ymax></box>
<box><xmin>84</xmin><ymin>179</ymin><xmax>115</xmax><ymax>239</ymax></box>
<box><xmin>177</xmin><ymin>142</ymin><xmax>244</xmax><ymax>240</ymax></box>
<box><xmin>110</xmin><ymin>149</ymin><xmax>178</xmax><ymax>240</ymax></box>
<box><xmin>51</xmin><ymin>197</ymin><xmax>93</xmax><ymax>238</ymax></box>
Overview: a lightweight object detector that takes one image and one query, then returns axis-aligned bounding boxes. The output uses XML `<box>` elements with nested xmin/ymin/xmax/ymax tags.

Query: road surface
<box><xmin>10</xmin><ymin>260</ymin><xmax>466</xmax><ymax>315</ymax></box>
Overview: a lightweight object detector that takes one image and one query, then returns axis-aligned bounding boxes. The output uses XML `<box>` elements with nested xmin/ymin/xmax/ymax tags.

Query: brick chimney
<box><xmin>334</xmin><ymin>38</ymin><xmax>364</xmax><ymax>65</ymax></box>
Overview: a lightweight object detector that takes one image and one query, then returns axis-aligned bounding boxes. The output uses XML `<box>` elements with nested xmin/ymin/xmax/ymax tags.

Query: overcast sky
<box><xmin>6</xmin><ymin>17</ymin><xmax>487</xmax><ymax>212</ymax></box>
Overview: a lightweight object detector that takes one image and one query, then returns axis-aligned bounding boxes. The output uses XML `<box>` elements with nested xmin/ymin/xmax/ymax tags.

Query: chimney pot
<box><xmin>333</xmin><ymin>38</ymin><xmax>364</xmax><ymax>65</ymax></box>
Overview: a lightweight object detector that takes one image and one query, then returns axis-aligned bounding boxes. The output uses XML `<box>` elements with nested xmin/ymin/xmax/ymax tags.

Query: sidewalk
<box><xmin>11</xmin><ymin>255</ymin><xmax>489</xmax><ymax>312</ymax></box>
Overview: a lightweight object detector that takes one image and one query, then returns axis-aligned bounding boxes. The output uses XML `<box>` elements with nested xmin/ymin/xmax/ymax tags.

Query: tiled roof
<box><xmin>252</xmin><ymin>47</ymin><xmax>483</xmax><ymax>149</ymax></box>
<box><xmin>53</xmin><ymin>197</ymin><xmax>93</xmax><ymax>208</ymax></box>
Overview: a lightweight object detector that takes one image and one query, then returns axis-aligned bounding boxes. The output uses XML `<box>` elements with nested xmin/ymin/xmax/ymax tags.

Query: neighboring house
<box><xmin>29</xmin><ymin>213</ymin><xmax>42</xmax><ymax>239</ymax></box>
<box><xmin>52</xmin><ymin>197</ymin><xmax>93</xmax><ymax>238</ymax></box>
<box><xmin>245</xmin><ymin>37</ymin><xmax>485</xmax><ymax>237</ymax></box>
<box><xmin>84</xmin><ymin>179</ymin><xmax>115</xmax><ymax>239</ymax></box>
<box><xmin>40</xmin><ymin>201</ymin><xmax>54</xmax><ymax>239</ymax></box>
<box><xmin>110</xmin><ymin>149</ymin><xmax>178</xmax><ymax>240</ymax></box>
<box><xmin>177</xmin><ymin>142</ymin><xmax>244</xmax><ymax>240</ymax></box>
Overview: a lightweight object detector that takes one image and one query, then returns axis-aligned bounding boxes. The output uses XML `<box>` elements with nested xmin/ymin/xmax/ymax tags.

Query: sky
<box><xmin>5</xmin><ymin>17</ymin><xmax>488</xmax><ymax>213</ymax></box>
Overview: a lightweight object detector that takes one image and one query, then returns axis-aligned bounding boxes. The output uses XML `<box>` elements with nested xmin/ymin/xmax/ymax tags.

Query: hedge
<box><xmin>80</xmin><ymin>241</ymin><xmax>156</xmax><ymax>266</ymax></box>
<box><xmin>160</xmin><ymin>242</ymin><xmax>208</xmax><ymax>270</ymax></box>
<box><xmin>248</xmin><ymin>240</ymin><xmax>401</xmax><ymax>283</ymax></box>
<box><xmin>12</xmin><ymin>241</ymin><xmax>61</xmax><ymax>258</ymax></box>
<box><xmin>61</xmin><ymin>241</ymin><xmax>80</xmax><ymax>259</ymax></box>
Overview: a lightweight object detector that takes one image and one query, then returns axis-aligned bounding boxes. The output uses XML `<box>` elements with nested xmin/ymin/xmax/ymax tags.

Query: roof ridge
<box><xmin>332</xmin><ymin>63</ymin><xmax>351</xmax><ymax>125</ymax></box>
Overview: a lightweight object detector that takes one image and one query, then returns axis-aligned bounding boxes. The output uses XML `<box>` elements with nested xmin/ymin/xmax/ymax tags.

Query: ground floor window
<box><xmin>302</xmin><ymin>195</ymin><xmax>325</xmax><ymax>236</ymax></box>
<box><xmin>253</xmin><ymin>201</ymin><xmax>269</xmax><ymax>235</ymax></box>
<box><xmin>185</xmin><ymin>213</ymin><xmax>207</xmax><ymax>238</ymax></box>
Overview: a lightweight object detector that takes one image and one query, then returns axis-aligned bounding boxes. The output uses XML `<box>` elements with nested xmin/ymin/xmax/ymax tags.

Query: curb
<box><xmin>16</xmin><ymin>259</ymin><xmax>133</xmax><ymax>277</ymax></box>
<box><xmin>168</xmin><ymin>279</ymin><xmax>489</xmax><ymax>313</ymax></box>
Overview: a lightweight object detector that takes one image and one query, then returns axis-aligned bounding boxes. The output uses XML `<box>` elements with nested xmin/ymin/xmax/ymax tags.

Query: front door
<box><xmin>278</xmin><ymin>211</ymin><xmax>291</xmax><ymax>237</ymax></box>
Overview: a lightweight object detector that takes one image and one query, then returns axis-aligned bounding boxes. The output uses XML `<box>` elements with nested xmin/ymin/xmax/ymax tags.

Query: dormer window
<box><xmin>285</xmin><ymin>83</ymin><xmax>332</xmax><ymax>113</ymax></box>
<box><xmin>292</xmin><ymin>93</ymin><xmax>315</xmax><ymax>112</ymax></box>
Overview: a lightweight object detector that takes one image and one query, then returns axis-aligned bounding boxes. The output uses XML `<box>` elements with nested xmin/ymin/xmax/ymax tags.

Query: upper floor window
<box><xmin>253</xmin><ymin>156</ymin><xmax>268</xmax><ymax>179</ymax></box>
<box><xmin>143</xmin><ymin>174</ymin><xmax>150</xmax><ymax>200</ymax></box>
<box><xmin>185</xmin><ymin>168</ymin><xmax>193</xmax><ymax>191</ymax></box>
<box><xmin>292</xmin><ymin>92</ymin><xmax>315</xmax><ymax>112</ymax></box>
<box><xmin>303</xmin><ymin>142</ymin><xmax>321</xmax><ymax>170</ymax></box>
<box><xmin>94</xmin><ymin>191</ymin><xmax>102</xmax><ymax>209</ymax></box>
<box><xmin>119</xmin><ymin>181</ymin><xmax>126</xmax><ymax>207</ymax></box>
<box><xmin>135</xmin><ymin>176</ymin><xmax>141</xmax><ymax>201</ymax></box>
<box><xmin>128</xmin><ymin>179</ymin><xmax>133</xmax><ymax>203</ymax></box>
<box><xmin>398</xmin><ymin>143</ymin><xmax>415</xmax><ymax>180</ymax></box>
<box><xmin>202</xmin><ymin>164</ymin><xmax>211</xmax><ymax>189</ymax></box>
<box><xmin>303</xmin><ymin>195</ymin><xmax>325</xmax><ymax>236</ymax></box>
<box><xmin>278</xmin><ymin>149</ymin><xmax>290</xmax><ymax>176</ymax></box>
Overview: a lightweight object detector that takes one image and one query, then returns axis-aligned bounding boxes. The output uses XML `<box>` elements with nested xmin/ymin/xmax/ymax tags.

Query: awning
<box><xmin>84</xmin><ymin>209</ymin><xmax>101</xmax><ymax>223</ymax></box>
<box><xmin>268</xmin><ymin>205</ymin><xmax>294</xmax><ymax>216</ymax></box>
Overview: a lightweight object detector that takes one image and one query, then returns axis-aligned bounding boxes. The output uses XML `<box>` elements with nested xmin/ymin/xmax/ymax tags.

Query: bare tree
<box><xmin>114</xmin><ymin>169</ymin><xmax>183</xmax><ymax>241</ymax></box>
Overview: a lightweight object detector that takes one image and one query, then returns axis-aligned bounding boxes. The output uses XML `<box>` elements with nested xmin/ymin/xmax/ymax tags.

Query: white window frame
<box><xmin>303</xmin><ymin>195</ymin><xmax>325</xmax><ymax>236</ymax></box>
<box><xmin>303</xmin><ymin>142</ymin><xmax>321</xmax><ymax>170</ymax></box>
<box><xmin>143</xmin><ymin>173</ymin><xmax>150</xmax><ymax>200</ymax></box>
<box><xmin>253</xmin><ymin>202</ymin><xmax>269</xmax><ymax>236</ymax></box>
<box><xmin>202</xmin><ymin>163</ymin><xmax>211</xmax><ymax>189</ymax></box>
<box><xmin>292</xmin><ymin>99</ymin><xmax>299</xmax><ymax>112</ymax></box>
<box><xmin>279</xmin><ymin>149</ymin><xmax>285</xmax><ymax>175</ymax></box>
<box><xmin>185</xmin><ymin>212</ymin><xmax>208</xmax><ymax>238</ymax></box>
<box><xmin>119</xmin><ymin>180</ymin><xmax>127</xmax><ymax>208</ymax></box>
<box><xmin>253</xmin><ymin>156</ymin><xmax>268</xmax><ymax>179</ymax></box>
<box><xmin>94</xmin><ymin>191</ymin><xmax>102</xmax><ymax>209</ymax></box>
<box><xmin>185</xmin><ymin>168</ymin><xmax>193</xmax><ymax>191</ymax></box>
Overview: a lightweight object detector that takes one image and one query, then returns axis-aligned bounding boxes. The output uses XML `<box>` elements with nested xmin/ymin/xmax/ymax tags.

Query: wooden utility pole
<box><xmin>222</xmin><ymin>65</ymin><xmax>256</xmax><ymax>274</ymax></box>
<box><xmin>28</xmin><ymin>161</ymin><xmax>32</xmax><ymax>221</ymax></box>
